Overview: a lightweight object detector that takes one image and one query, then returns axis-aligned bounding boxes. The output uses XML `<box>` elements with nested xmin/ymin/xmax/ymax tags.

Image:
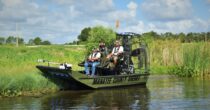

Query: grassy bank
<box><xmin>148</xmin><ymin>40</ymin><xmax>210</xmax><ymax>77</ymax></box>
<box><xmin>0</xmin><ymin>45</ymin><xmax>86</xmax><ymax>96</ymax></box>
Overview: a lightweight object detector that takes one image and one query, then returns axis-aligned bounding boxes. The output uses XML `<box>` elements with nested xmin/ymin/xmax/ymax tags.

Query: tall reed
<box><xmin>148</xmin><ymin>40</ymin><xmax>210</xmax><ymax>77</ymax></box>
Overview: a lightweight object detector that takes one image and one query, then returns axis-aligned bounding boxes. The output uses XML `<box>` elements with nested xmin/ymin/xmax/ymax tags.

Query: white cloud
<box><xmin>127</xmin><ymin>1</ymin><xmax>138</xmax><ymax>17</ymax></box>
<box><xmin>0</xmin><ymin>0</ymin><xmax>209</xmax><ymax>44</ymax></box>
<box><xmin>127</xmin><ymin>1</ymin><xmax>138</xmax><ymax>10</ymax></box>
<box><xmin>107</xmin><ymin>1</ymin><xmax>138</xmax><ymax>21</ymax></box>
<box><xmin>52</xmin><ymin>0</ymin><xmax>114</xmax><ymax>12</ymax></box>
<box><xmin>141</xmin><ymin>0</ymin><xmax>193</xmax><ymax>21</ymax></box>
<box><xmin>26</xmin><ymin>17</ymin><xmax>45</xmax><ymax>25</ymax></box>
<box><xmin>107</xmin><ymin>10</ymin><xmax>130</xmax><ymax>21</ymax></box>
<box><xmin>1</xmin><ymin>0</ymin><xmax>23</xmax><ymax>7</ymax></box>
<box><xmin>119</xmin><ymin>18</ymin><xmax>210</xmax><ymax>34</ymax></box>
<box><xmin>68</xmin><ymin>5</ymin><xmax>81</xmax><ymax>18</ymax></box>
<box><xmin>119</xmin><ymin>21</ymin><xmax>158</xmax><ymax>33</ymax></box>
<box><xmin>165</xmin><ymin>20</ymin><xmax>193</xmax><ymax>32</ymax></box>
<box><xmin>92</xmin><ymin>20</ymin><xmax>110</xmax><ymax>27</ymax></box>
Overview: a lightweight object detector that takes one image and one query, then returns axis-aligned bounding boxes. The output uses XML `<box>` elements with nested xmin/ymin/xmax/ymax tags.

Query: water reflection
<box><xmin>147</xmin><ymin>75</ymin><xmax>210</xmax><ymax>110</ymax></box>
<box><xmin>1</xmin><ymin>75</ymin><xmax>210</xmax><ymax>110</ymax></box>
<box><xmin>41</xmin><ymin>86</ymin><xmax>150</xmax><ymax>110</ymax></box>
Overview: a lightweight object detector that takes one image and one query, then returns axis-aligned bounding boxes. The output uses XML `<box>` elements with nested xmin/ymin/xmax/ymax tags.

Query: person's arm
<box><xmin>88</xmin><ymin>54</ymin><xmax>92</xmax><ymax>61</ymax></box>
<box><xmin>111</xmin><ymin>47</ymin><xmax>115</xmax><ymax>55</ymax></box>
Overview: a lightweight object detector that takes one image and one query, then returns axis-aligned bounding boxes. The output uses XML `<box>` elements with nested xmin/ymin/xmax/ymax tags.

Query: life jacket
<box><xmin>90</xmin><ymin>52</ymin><xmax>100</xmax><ymax>61</ymax></box>
<box><xmin>90</xmin><ymin>52</ymin><xmax>96</xmax><ymax>58</ymax></box>
<box><xmin>113</xmin><ymin>46</ymin><xmax>120</xmax><ymax>53</ymax></box>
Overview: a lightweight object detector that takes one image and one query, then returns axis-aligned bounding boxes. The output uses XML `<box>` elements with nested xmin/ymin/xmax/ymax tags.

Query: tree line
<box><xmin>76</xmin><ymin>27</ymin><xmax>210</xmax><ymax>43</ymax></box>
<box><xmin>141</xmin><ymin>31</ymin><xmax>210</xmax><ymax>43</ymax></box>
<box><xmin>0</xmin><ymin>36</ymin><xmax>51</xmax><ymax>45</ymax></box>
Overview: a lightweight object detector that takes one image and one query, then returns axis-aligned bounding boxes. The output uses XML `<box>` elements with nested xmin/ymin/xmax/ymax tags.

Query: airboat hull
<box><xmin>36</xmin><ymin>65</ymin><xmax>150</xmax><ymax>90</ymax></box>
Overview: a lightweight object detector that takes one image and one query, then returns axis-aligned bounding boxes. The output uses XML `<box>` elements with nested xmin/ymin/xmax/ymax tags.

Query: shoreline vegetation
<box><xmin>1</xmin><ymin>41</ymin><xmax>210</xmax><ymax>97</ymax></box>
<box><xmin>148</xmin><ymin>40</ymin><xmax>210</xmax><ymax>77</ymax></box>
<box><xmin>0</xmin><ymin>45</ymin><xmax>86</xmax><ymax>97</ymax></box>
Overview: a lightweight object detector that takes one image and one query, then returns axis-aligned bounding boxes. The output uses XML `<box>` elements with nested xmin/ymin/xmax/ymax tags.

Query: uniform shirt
<box><xmin>111</xmin><ymin>46</ymin><xmax>124</xmax><ymax>55</ymax></box>
<box><xmin>88</xmin><ymin>52</ymin><xmax>101</xmax><ymax>59</ymax></box>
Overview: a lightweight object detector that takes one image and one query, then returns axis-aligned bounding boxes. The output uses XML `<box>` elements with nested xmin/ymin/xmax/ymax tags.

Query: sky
<box><xmin>0</xmin><ymin>0</ymin><xmax>209</xmax><ymax>44</ymax></box>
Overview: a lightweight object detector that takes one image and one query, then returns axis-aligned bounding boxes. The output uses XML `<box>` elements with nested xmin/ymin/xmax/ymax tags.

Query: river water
<box><xmin>0</xmin><ymin>75</ymin><xmax>210</xmax><ymax>110</ymax></box>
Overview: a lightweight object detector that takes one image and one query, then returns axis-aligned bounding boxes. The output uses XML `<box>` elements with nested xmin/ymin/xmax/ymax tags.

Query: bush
<box><xmin>169</xmin><ymin>66</ymin><xmax>197</xmax><ymax>77</ymax></box>
<box><xmin>86</xmin><ymin>26</ymin><xmax>116</xmax><ymax>53</ymax></box>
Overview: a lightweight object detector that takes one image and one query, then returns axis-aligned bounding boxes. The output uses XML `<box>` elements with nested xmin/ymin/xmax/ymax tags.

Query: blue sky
<box><xmin>0</xmin><ymin>0</ymin><xmax>209</xmax><ymax>44</ymax></box>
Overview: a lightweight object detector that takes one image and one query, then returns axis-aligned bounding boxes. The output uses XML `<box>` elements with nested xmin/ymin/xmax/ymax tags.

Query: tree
<box><xmin>207</xmin><ymin>32</ymin><xmax>210</xmax><ymax>42</ymax></box>
<box><xmin>6</xmin><ymin>36</ymin><xmax>16</xmax><ymax>44</ymax></box>
<box><xmin>0</xmin><ymin>37</ymin><xmax>5</xmax><ymax>45</ymax></box>
<box><xmin>78</xmin><ymin>27</ymin><xmax>91</xmax><ymax>42</ymax></box>
<box><xmin>186</xmin><ymin>33</ymin><xmax>193</xmax><ymax>43</ymax></box>
<box><xmin>164</xmin><ymin>32</ymin><xmax>174</xmax><ymax>40</ymax></box>
<box><xmin>178</xmin><ymin>32</ymin><xmax>186</xmax><ymax>43</ymax></box>
<box><xmin>87</xmin><ymin>26</ymin><xmax>116</xmax><ymax>52</ymax></box>
<box><xmin>18</xmin><ymin>38</ymin><xmax>24</xmax><ymax>44</ymax></box>
<box><xmin>88</xmin><ymin>26</ymin><xmax>116</xmax><ymax>44</ymax></box>
<box><xmin>41</xmin><ymin>40</ymin><xmax>51</xmax><ymax>45</ymax></box>
<box><xmin>28</xmin><ymin>39</ymin><xmax>34</xmax><ymax>45</ymax></box>
<box><xmin>34</xmin><ymin>37</ymin><xmax>42</xmax><ymax>45</ymax></box>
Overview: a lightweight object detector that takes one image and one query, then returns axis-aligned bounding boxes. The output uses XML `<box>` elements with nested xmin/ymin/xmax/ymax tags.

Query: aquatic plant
<box><xmin>148</xmin><ymin>40</ymin><xmax>210</xmax><ymax>77</ymax></box>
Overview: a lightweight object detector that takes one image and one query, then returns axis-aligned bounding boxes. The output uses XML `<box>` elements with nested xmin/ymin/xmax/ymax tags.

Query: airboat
<box><xmin>36</xmin><ymin>32</ymin><xmax>150</xmax><ymax>90</ymax></box>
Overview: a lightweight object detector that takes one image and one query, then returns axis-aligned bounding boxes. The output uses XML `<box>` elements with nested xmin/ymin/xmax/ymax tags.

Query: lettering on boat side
<box><xmin>128</xmin><ymin>75</ymin><xmax>140</xmax><ymax>81</ymax></box>
<box><xmin>92</xmin><ymin>75</ymin><xmax>142</xmax><ymax>84</ymax></box>
<box><xmin>93</xmin><ymin>78</ymin><xmax>112</xmax><ymax>84</ymax></box>
<box><xmin>112</xmin><ymin>76</ymin><xmax>127</xmax><ymax>83</ymax></box>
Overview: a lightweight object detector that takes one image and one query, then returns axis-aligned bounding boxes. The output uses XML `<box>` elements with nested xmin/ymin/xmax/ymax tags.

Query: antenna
<box><xmin>16</xmin><ymin>23</ymin><xmax>19</xmax><ymax>47</ymax></box>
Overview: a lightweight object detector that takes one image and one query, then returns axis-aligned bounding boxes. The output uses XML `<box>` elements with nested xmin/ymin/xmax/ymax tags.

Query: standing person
<box><xmin>107</xmin><ymin>40</ymin><xmax>124</xmax><ymax>65</ymax></box>
<box><xmin>84</xmin><ymin>48</ymin><xmax>101</xmax><ymax>77</ymax></box>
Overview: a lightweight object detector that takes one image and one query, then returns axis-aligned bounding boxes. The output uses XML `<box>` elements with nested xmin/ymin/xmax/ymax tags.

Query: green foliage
<box><xmin>0</xmin><ymin>45</ymin><xmax>86</xmax><ymax>96</ymax></box>
<box><xmin>169</xmin><ymin>66</ymin><xmax>196</xmax><ymax>77</ymax></box>
<box><xmin>18</xmin><ymin>38</ymin><xmax>24</xmax><ymax>44</ymax></box>
<box><xmin>87</xmin><ymin>26</ymin><xmax>116</xmax><ymax>52</ymax></box>
<box><xmin>78</xmin><ymin>27</ymin><xmax>91</xmax><ymax>41</ymax></box>
<box><xmin>181</xmin><ymin>43</ymin><xmax>210</xmax><ymax>76</ymax></box>
<box><xmin>28</xmin><ymin>39</ymin><xmax>34</xmax><ymax>45</ymax></box>
<box><xmin>41</xmin><ymin>40</ymin><xmax>51</xmax><ymax>45</ymax></box>
<box><xmin>144</xmin><ymin>37</ymin><xmax>210</xmax><ymax>77</ymax></box>
<box><xmin>33</xmin><ymin>37</ymin><xmax>42</xmax><ymax>45</ymax></box>
<box><xmin>28</xmin><ymin>37</ymin><xmax>51</xmax><ymax>45</ymax></box>
<box><xmin>6</xmin><ymin>36</ymin><xmax>16</xmax><ymax>44</ymax></box>
<box><xmin>141</xmin><ymin>31</ymin><xmax>209</xmax><ymax>43</ymax></box>
<box><xmin>0</xmin><ymin>37</ymin><xmax>5</xmax><ymax>45</ymax></box>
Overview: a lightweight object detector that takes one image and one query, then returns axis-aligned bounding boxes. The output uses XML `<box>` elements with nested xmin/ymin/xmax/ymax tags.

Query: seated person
<box><xmin>84</xmin><ymin>48</ymin><xmax>101</xmax><ymax>77</ymax></box>
<box><xmin>99</xmin><ymin>40</ymin><xmax>108</xmax><ymax>57</ymax></box>
<box><xmin>107</xmin><ymin>40</ymin><xmax>124</xmax><ymax>65</ymax></box>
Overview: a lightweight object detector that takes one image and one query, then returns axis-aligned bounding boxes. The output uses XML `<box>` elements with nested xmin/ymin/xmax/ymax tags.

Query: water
<box><xmin>0</xmin><ymin>75</ymin><xmax>210</xmax><ymax>110</ymax></box>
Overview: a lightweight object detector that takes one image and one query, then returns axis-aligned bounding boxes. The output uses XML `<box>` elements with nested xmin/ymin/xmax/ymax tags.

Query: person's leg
<box><xmin>84</xmin><ymin>61</ymin><xmax>90</xmax><ymax>75</ymax></box>
<box><xmin>91</xmin><ymin>62</ymin><xmax>100</xmax><ymax>76</ymax></box>
<box><xmin>113</xmin><ymin>56</ymin><xmax>118</xmax><ymax>65</ymax></box>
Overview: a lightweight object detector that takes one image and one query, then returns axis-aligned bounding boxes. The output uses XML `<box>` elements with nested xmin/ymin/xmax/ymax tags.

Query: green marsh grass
<box><xmin>0</xmin><ymin>45</ymin><xmax>86</xmax><ymax>96</ymax></box>
<box><xmin>148</xmin><ymin>40</ymin><xmax>210</xmax><ymax>77</ymax></box>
